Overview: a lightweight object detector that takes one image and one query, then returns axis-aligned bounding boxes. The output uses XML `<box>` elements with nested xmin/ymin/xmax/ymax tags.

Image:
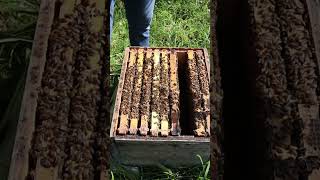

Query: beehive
<box><xmin>111</xmin><ymin>47</ymin><xmax>210</xmax><ymax>166</ymax></box>
<box><xmin>8</xmin><ymin>0</ymin><xmax>110</xmax><ymax>179</ymax></box>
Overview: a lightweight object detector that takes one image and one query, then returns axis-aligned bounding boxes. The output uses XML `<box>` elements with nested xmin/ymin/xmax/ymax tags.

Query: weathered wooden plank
<box><xmin>195</xmin><ymin>50</ymin><xmax>210</xmax><ymax>136</ymax></box>
<box><xmin>111</xmin><ymin>48</ymin><xmax>130</xmax><ymax>137</ymax></box>
<box><xmin>129</xmin><ymin>49</ymin><xmax>144</xmax><ymax>135</ymax></box>
<box><xmin>62</xmin><ymin>0</ymin><xmax>106</xmax><ymax>178</ymax></box>
<box><xmin>309</xmin><ymin>169</ymin><xmax>320</xmax><ymax>180</ymax></box>
<box><xmin>90</xmin><ymin>1</ymin><xmax>109</xmax><ymax>180</ymax></box>
<box><xmin>118</xmin><ymin>49</ymin><xmax>137</xmax><ymax>135</ymax></box>
<box><xmin>187</xmin><ymin>50</ymin><xmax>206</xmax><ymax>136</ymax></box>
<box><xmin>169</xmin><ymin>51</ymin><xmax>181</xmax><ymax>136</ymax></box>
<box><xmin>305</xmin><ymin>0</ymin><xmax>320</xmax><ymax>74</ymax></box>
<box><xmin>8</xmin><ymin>0</ymin><xmax>57</xmax><ymax>179</ymax></box>
<box><xmin>304</xmin><ymin>7</ymin><xmax>320</xmax><ymax>179</ymax></box>
<box><xmin>139</xmin><ymin>49</ymin><xmax>153</xmax><ymax>136</ymax></box>
<box><xmin>159</xmin><ymin>49</ymin><xmax>170</xmax><ymax>136</ymax></box>
<box><xmin>150</xmin><ymin>49</ymin><xmax>161</xmax><ymax>136</ymax></box>
<box><xmin>112</xmin><ymin>136</ymin><xmax>210</xmax><ymax>167</ymax></box>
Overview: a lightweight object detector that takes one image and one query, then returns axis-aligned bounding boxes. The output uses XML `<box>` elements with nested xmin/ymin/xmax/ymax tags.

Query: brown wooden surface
<box><xmin>8</xmin><ymin>0</ymin><xmax>56</xmax><ymax>179</ymax></box>
<box><xmin>111</xmin><ymin>48</ymin><xmax>130</xmax><ymax>137</ymax></box>
<box><xmin>309</xmin><ymin>169</ymin><xmax>320</xmax><ymax>180</ymax></box>
<box><xmin>306</xmin><ymin>0</ymin><xmax>320</xmax><ymax>74</ymax></box>
<box><xmin>34</xmin><ymin>1</ymin><xmax>76</xmax><ymax>179</ymax></box>
<box><xmin>111</xmin><ymin>136</ymin><xmax>210</xmax><ymax>167</ymax></box>
<box><xmin>203</xmin><ymin>48</ymin><xmax>210</xmax><ymax>83</ymax></box>
<box><xmin>306</xmin><ymin>1</ymin><xmax>320</xmax><ymax>179</ymax></box>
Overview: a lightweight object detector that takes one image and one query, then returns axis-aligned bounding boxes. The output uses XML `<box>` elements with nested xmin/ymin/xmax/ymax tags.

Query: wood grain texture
<box><xmin>306</xmin><ymin>0</ymin><xmax>320</xmax><ymax>74</ymax></box>
<box><xmin>209</xmin><ymin>0</ymin><xmax>223</xmax><ymax>179</ymax></box>
<box><xmin>111</xmin><ymin>48</ymin><xmax>130</xmax><ymax>137</ymax></box>
<box><xmin>8</xmin><ymin>0</ymin><xmax>56</xmax><ymax>179</ymax></box>
<box><xmin>306</xmin><ymin>2</ymin><xmax>320</xmax><ymax>179</ymax></box>
<box><xmin>118</xmin><ymin>49</ymin><xmax>137</xmax><ymax>135</ymax></box>
<box><xmin>139</xmin><ymin>49</ymin><xmax>153</xmax><ymax>135</ymax></box>
<box><xmin>150</xmin><ymin>49</ymin><xmax>161</xmax><ymax>136</ymax></box>
<box><xmin>111</xmin><ymin>136</ymin><xmax>210</xmax><ymax>167</ymax></box>
<box><xmin>169</xmin><ymin>51</ymin><xmax>180</xmax><ymax>136</ymax></box>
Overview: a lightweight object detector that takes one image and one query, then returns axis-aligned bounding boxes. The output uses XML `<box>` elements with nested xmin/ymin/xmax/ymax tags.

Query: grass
<box><xmin>111</xmin><ymin>0</ymin><xmax>210</xmax><ymax>74</ymax></box>
<box><xmin>110</xmin><ymin>155</ymin><xmax>210</xmax><ymax>180</ymax></box>
<box><xmin>110</xmin><ymin>0</ymin><xmax>210</xmax><ymax>108</ymax></box>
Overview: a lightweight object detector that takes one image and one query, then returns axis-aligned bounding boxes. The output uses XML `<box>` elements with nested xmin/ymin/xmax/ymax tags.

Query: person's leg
<box><xmin>124</xmin><ymin>0</ymin><xmax>155</xmax><ymax>47</ymax></box>
<box><xmin>109</xmin><ymin>0</ymin><xmax>115</xmax><ymax>41</ymax></box>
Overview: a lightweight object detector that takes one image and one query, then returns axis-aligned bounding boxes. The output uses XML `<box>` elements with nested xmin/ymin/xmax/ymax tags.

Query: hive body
<box><xmin>9</xmin><ymin>0</ymin><xmax>110</xmax><ymax>179</ymax></box>
<box><xmin>112</xmin><ymin>47</ymin><xmax>211</xmax><ymax>137</ymax></box>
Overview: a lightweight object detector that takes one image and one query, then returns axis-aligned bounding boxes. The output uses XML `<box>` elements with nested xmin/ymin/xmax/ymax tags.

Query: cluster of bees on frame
<box><xmin>29</xmin><ymin>0</ymin><xmax>109</xmax><ymax>179</ymax></box>
<box><xmin>249</xmin><ymin>0</ymin><xmax>320</xmax><ymax>177</ymax></box>
<box><xmin>116</xmin><ymin>48</ymin><xmax>210</xmax><ymax>137</ymax></box>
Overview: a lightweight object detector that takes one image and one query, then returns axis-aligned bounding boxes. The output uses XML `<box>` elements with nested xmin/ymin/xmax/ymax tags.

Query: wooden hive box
<box><xmin>111</xmin><ymin>47</ymin><xmax>211</xmax><ymax>167</ymax></box>
<box><xmin>8</xmin><ymin>0</ymin><xmax>110</xmax><ymax>179</ymax></box>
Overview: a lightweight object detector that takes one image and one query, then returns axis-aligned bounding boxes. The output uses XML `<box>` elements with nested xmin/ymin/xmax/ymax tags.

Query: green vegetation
<box><xmin>110</xmin><ymin>155</ymin><xmax>210</xmax><ymax>180</ymax></box>
<box><xmin>111</xmin><ymin>0</ymin><xmax>210</xmax><ymax>74</ymax></box>
<box><xmin>110</xmin><ymin>0</ymin><xmax>210</xmax><ymax>108</ymax></box>
<box><xmin>0</xmin><ymin>1</ymin><xmax>38</xmax><ymax>178</ymax></box>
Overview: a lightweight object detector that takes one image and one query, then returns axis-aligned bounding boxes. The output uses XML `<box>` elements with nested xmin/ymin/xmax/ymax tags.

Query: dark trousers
<box><xmin>110</xmin><ymin>0</ymin><xmax>156</xmax><ymax>47</ymax></box>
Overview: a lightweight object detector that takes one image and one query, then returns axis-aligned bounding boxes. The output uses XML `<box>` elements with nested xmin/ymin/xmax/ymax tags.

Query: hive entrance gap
<box><xmin>177</xmin><ymin>51</ymin><xmax>194</xmax><ymax>135</ymax></box>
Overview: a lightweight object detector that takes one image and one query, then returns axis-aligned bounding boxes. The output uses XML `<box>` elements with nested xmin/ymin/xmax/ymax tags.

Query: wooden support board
<box><xmin>305</xmin><ymin>1</ymin><xmax>320</xmax><ymax>179</ymax></box>
<box><xmin>8</xmin><ymin>0</ymin><xmax>57</xmax><ymax>179</ymax></box>
<box><xmin>111</xmin><ymin>136</ymin><xmax>210</xmax><ymax>167</ymax></box>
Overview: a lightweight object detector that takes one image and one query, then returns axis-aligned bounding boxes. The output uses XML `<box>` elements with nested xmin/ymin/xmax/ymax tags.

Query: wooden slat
<box><xmin>118</xmin><ymin>49</ymin><xmax>137</xmax><ymax>135</ymax></box>
<box><xmin>300</xmin><ymin>1</ymin><xmax>320</xmax><ymax>179</ymax></box>
<box><xmin>169</xmin><ymin>51</ymin><xmax>181</xmax><ymax>136</ymax></box>
<box><xmin>298</xmin><ymin>104</ymin><xmax>320</xmax><ymax>156</ymax></box>
<box><xmin>203</xmin><ymin>49</ymin><xmax>211</xmax><ymax>135</ymax></box>
<box><xmin>90</xmin><ymin>1</ymin><xmax>108</xmax><ymax>179</ymax></box>
<box><xmin>8</xmin><ymin>0</ymin><xmax>57</xmax><ymax>179</ymax></box>
<box><xmin>150</xmin><ymin>49</ymin><xmax>161</xmax><ymax>136</ymax></box>
<box><xmin>139</xmin><ymin>49</ymin><xmax>153</xmax><ymax>135</ymax></box>
<box><xmin>305</xmin><ymin>0</ymin><xmax>320</xmax><ymax>74</ymax></box>
<box><xmin>309</xmin><ymin>169</ymin><xmax>320</xmax><ymax>180</ymax></box>
<box><xmin>195</xmin><ymin>50</ymin><xmax>210</xmax><ymax>136</ymax></box>
<box><xmin>129</xmin><ymin>49</ymin><xmax>145</xmax><ymax>135</ymax></box>
<box><xmin>34</xmin><ymin>1</ymin><xmax>76</xmax><ymax>179</ymax></box>
<box><xmin>187</xmin><ymin>50</ymin><xmax>206</xmax><ymax>136</ymax></box>
<box><xmin>62</xmin><ymin>0</ymin><xmax>106</xmax><ymax>178</ymax></box>
<box><xmin>203</xmin><ymin>49</ymin><xmax>210</xmax><ymax>83</ymax></box>
<box><xmin>159</xmin><ymin>49</ymin><xmax>170</xmax><ymax>136</ymax></box>
<box><xmin>111</xmin><ymin>48</ymin><xmax>130</xmax><ymax>137</ymax></box>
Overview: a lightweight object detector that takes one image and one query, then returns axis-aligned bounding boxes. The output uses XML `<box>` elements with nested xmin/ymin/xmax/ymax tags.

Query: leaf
<box><xmin>110</xmin><ymin>171</ymin><xmax>115</xmax><ymax>180</ymax></box>
<box><xmin>0</xmin><ymin>38</ymin><xmax>32</xmax><ymax>44</ymax></box>
<box><xmin>197</xmin><ymin>154</ymin><xmax>204</xmax><ymax>166</ymax></box>
<box><xmin>204</xmin><ymin>161</ymin><xmax>210</xmax><ymax>178</ymax></box>
<box><xmin>0</xmin><ymin>71</ymin><xmax>25</xmax><ymax>179</ymax></box>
